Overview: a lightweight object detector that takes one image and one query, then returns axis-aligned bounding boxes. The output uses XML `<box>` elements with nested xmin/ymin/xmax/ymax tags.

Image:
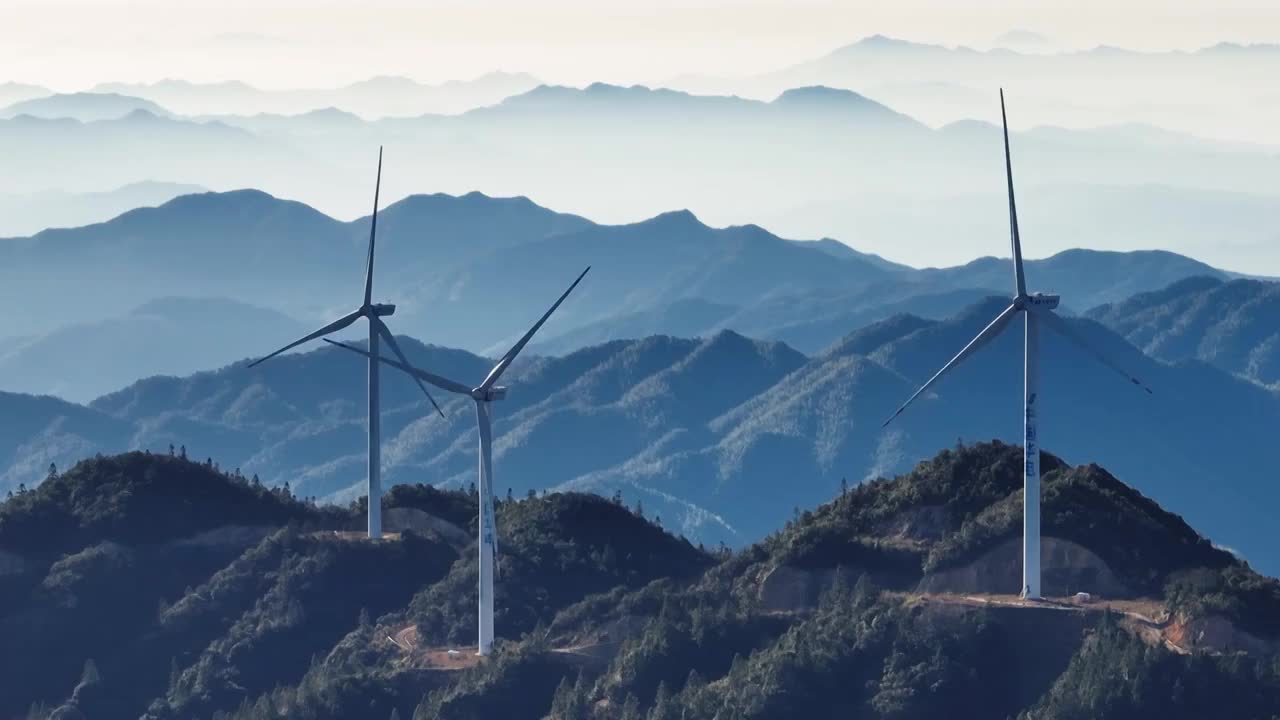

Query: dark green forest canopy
<box><xmin>2</xmin><ymin>444</ymin><xmax>1278</xmax><ymax>720</ymax></box>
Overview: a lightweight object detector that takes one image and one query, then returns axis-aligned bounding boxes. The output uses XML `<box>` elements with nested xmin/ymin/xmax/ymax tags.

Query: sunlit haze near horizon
<box><xmin>1</xmin><ymin>0</ymin><xmax>1278</xmax><ymax>273</ymax></box>
<box><xmin>3</xmin><ymin>0</ymin><xmax>1279</xmax><ymax>89</ymax></box>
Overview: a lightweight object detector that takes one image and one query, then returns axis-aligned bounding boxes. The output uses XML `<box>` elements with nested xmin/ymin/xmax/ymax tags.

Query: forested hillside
<box><xmin>3</xmin><ymin>443</ymin><xmax>1279</xmax><ymax>719</ymax></box>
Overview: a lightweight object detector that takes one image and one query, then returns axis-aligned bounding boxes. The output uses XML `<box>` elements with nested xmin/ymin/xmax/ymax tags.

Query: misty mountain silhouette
<box><xmin>0</xmin><ymin>92</ymin><xmax>174</xmax><ymax>122</ymax></box>
<box><xmin>2</xmin><ymin>297</ymin><xmax>1279</xmax><ymax>575</ymax></box>
<box><xmin>0</xmin><ymin>297</ymin><xmax>307</xmax><ymax>402</ymax></box>
<box><xmin>0</xmin><ymin>190</ymin><xmax>1249</xmax><ymax>382</ymax></box>
<box><xmin>0</xmin><ymin>180</ymin><xmax>206</xmax><ymax>237</ymax></box>
<box><xmin>91</xmin><ymin>71</ymin><xmax>543</xmax><ymax>117</ymax></box>
<box><xmin>1089</xmin><ymin>276</ymin><xmax>1280</xmax><ymax>385</ymax></box>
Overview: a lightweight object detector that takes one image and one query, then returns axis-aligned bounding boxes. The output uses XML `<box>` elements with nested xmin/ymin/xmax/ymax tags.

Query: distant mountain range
<box><xmin>0</xmin><ymin>297</ymin><xmax>306</xmax><ymax>402</ymax></box>
<box><xmin>764</xmin><ymin>183</ymin><xmax>1280</xmax><ymax>273</ymax></box>
<box><xmin>672</xmin><ymin>35</ymin><xmax>1280</xmax><ymax>144</ymax></box>
<box><xmin>0</xmin><ymin>181</ymin><xmax>206</xmax><ymax>237</ymax></box>
<box><xmin>0</xmin><ymin>81</ymin><xmax>49</xmax><ymax>108</ymax></box>
<box><xmin>1088</xmin><ymin>276</ymin><xmax>1280</xmax><ymax>386</ymax></box>
<box><xmin>0</xmin><ymin>92</ymin><xmax>173</xmax><ymax>121</ymax></box>
<box><xmin>4</xmin><ymin>293</ymin><xmax>1280</xmax><ymax>576</ymax></box>
<box><xmin>1</xmin><ymin>80</ymin><xmax>1274</xmax><ymax>274</ymax></box>
<box><xmin>88</xmin><ymin>72</ymin><xmax>542</xmax><ymax>118</ymax></box>
<box><xmin>0</xmin><ymin>109</ymin><xmax>327</xmax><ymax>202</ymax></box>
<box><xmin>0</xmin><ymin>190</ymin><xmax>1239</xmax><ymax>367</ymax></box>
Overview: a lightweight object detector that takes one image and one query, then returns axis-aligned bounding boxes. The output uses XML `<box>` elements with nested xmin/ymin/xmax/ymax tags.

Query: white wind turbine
<box><xmin>249</xmin><ymin>148</ymin><xmax>444</xmax><ymax>540</ymax></box>
<box><xmin>882</xmin><ymin>91</ymin><xmax>1152</xmax><ymax>600</ymax></box>
<box><xmin>326</xmin><ymin>266</ymin><xmax>590</xmax><ymax>655</ymax></box>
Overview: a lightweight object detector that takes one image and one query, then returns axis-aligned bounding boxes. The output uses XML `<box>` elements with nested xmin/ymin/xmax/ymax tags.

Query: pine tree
<box><xmin>649</xmin><ymin>681</ymin><xmax>675</xmax><ymax>720</ymax></box>
<box><xmin>47</xmin><ymin>462</ymin><xmax>57</xmax><ymax>480</ymax></box>
<box><xmin>179</xmin><ymin>444</ymin><xmax>187</xmax><ymax>459</ymax></box>
<box><xmin>548</xmin><ymin>675</ymin><xmax>587</xmax><ymax>719</ymax></box>
<box><xmin>619</xmin><ymin>693</ymin><xmax>643</xmax><ymax>720</ymax></box>
<box><xmin>169</xmin><ymin>443</ymin><xmax>175</xmax><ymax>456</ymax></box>
<box><xmin>79</xmin><ymin>658</ymin><xmax>100</xmax><ymax>687</ymax></box>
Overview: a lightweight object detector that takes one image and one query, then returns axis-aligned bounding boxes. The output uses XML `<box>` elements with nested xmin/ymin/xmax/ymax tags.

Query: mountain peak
<box><xmin>1</xmin><ymin>91</ymin><xmax>173</xmax><ymax>122</ymax></box>
<box><xmin>773</xmin><ymin>85</ymin><xmax>871</xmax><ymax>105</ymax></box>
<box><xmin>119</xmin><ymin>108</ymin><xmax>163</xmax><ymax>122</ymax></box>
<box><xmin>638</xmin><ymin>208</ymin><xmax>704</xmax><ymax>230</ymax></box>
<box><xmin>857</xmin><ymin>34</ymin><xmax>912</xmax><ymax>48</ymax></box>
<box><xmin>385</xmin><ymin>190</ymin><xmax>559</xmax><ymax>217</ymax></box>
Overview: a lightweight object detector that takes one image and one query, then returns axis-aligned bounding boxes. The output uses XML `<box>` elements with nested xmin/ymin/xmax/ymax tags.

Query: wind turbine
<box><xmin>248</xmin><ymin>148</ymin><xmax>443</xmax><ymax>540</ymax></box>
<box><xmin>882</xmin><ymin>91</ymin><xmax>1151</xmax><ymax>600</ymax></box>
<box><xmin>325</xmin><ymin>266</ymin><xmax>590</xmax><ymax>655</ymax></box>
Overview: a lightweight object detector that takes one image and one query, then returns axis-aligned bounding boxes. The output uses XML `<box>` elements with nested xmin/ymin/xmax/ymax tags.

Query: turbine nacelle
<box><xmin>474</xmin><ymin>386</ymin><xmax>508</xmax><ymax>402</ymax></box>
<box><xmin>367</xmin><ymin>303</ymin><xmax>396</xmax><ymax>317</ymax></box>
<box><xmin>1019</xmin><ymin>293</ymin><xmax>1060</xmax><ymax>311</ymax></box>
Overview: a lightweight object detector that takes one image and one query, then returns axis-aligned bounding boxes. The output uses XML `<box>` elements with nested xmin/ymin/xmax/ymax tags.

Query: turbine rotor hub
<box><xmin>475</xmin><ymin>386</ymin><xmax>508</xmax><ymax>402</ymax></box>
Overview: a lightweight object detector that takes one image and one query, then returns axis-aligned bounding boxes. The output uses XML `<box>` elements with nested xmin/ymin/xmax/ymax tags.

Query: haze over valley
<box><xmin>3</xmin><ymin>32</ymin><xmax>1279</xmax><ymax>273</ymax></box>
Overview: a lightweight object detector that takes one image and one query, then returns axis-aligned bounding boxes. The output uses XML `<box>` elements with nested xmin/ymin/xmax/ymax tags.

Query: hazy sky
<box><xmin>3</xmin><ymin>0</ymin><xmax>1279</xmax><ymax>89</ymax></box>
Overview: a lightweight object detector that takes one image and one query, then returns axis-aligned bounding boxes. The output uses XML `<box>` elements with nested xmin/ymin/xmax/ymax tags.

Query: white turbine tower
<box><xmin>326</xmin><ymin>266</ymin><xmax>590</xmax><ymax>655</ymax></box>
<box><xmin>248</xmin><ymin>148</ymin><xmax>444</xmax><ymax>540</ymax></box>
<box><xmin>882</xmin><ymin>91</ymin><xmax>1152</xmax><ymax>600</ymax></box>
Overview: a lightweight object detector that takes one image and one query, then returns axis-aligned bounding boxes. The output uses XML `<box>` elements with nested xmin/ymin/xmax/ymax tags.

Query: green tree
<box><xmin>619</xmin><ymin>693</ymin><xmax>643</xmax><ymax>720</ymax></box>
<box><xmin>79</xmin><ymin>658</ymin><xmax>100</xmax><ymax>687</ymax></box>
<box><xmin>649</xmin><ymin>681</ymin><xmax>675</xmax><ymax>720</ymax></box>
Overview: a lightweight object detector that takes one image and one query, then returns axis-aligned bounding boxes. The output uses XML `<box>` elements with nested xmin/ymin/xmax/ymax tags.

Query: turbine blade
<box><xmin>882</xmin><ymin>302</ymin><xmax>1021</xmax><ymax>427</ymax></box>
<box><xmin>480</xmin><ymin>266</ymin><xmax>590</xmax><ymax>391</ymax></box>
<box><xmin>363</xmin><ymin>147</ymin><xmax>383</xmax><ymax>307</ymax></box>
<box><xmin>1000</xmin><ymin>89</ymin><xmax>1027</xmax><ymax>297</ymax></box>
<box><xmin>248</xmin><ymin>309</ymin><xmax>362</xmax><ymax>367</ymax></box>
<box><xmin>322</xmin><ymin>339</ymin><xmax>472</xmax><ymax>396</ymax></box>
<box><xmin>375</xmin><ymin>319</ymin><xmax>446</xmax><ymax>418</ymax></box>
<box><xmin>1038</xmin><ymin>310</ymin><xmax>1153</xmax><ymax>394</ymax></box>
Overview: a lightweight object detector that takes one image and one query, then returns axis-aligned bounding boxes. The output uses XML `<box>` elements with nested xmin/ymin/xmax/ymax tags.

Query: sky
<box><xmin>3</xmin><ymin>0</ymin><xmax>1279</xmax><ymax>89</ymax></box>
